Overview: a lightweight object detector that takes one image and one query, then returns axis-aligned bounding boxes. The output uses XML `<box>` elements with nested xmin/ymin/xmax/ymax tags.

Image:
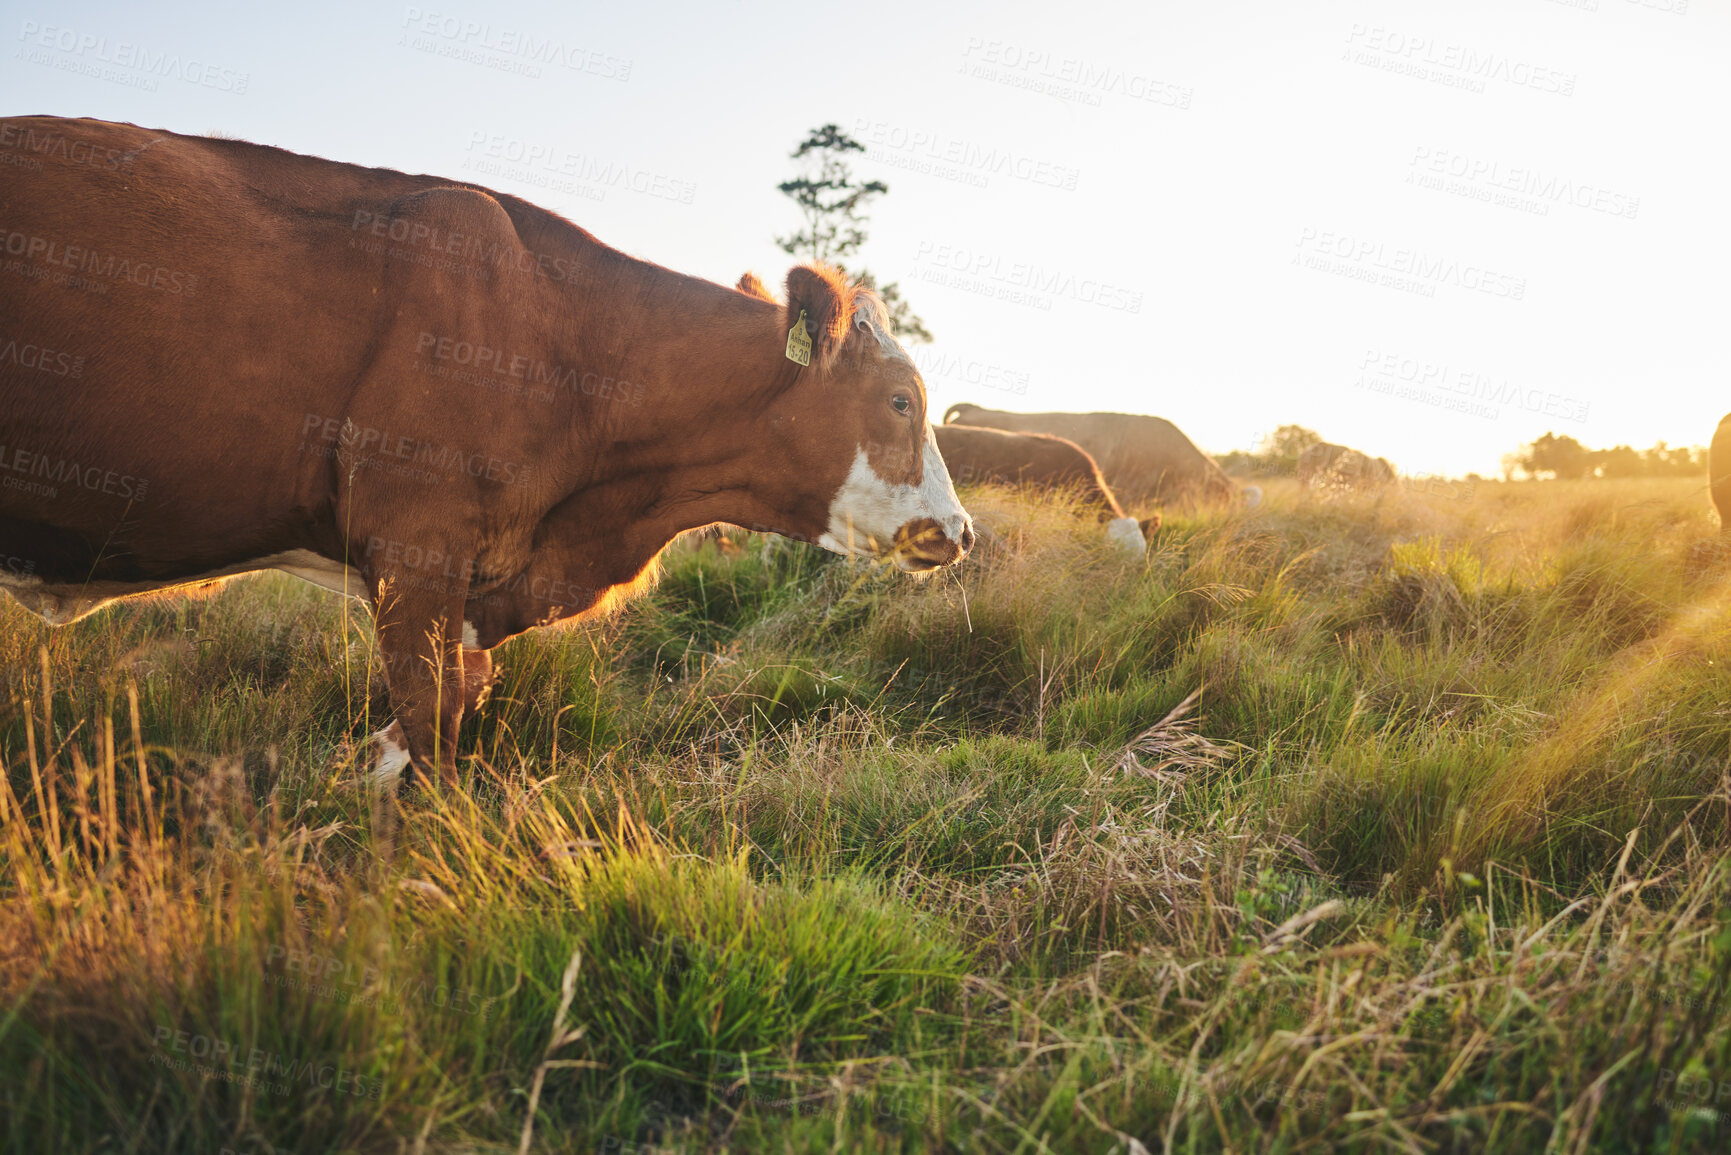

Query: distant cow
<box><xmin>932</xmin><ymin>424</ymin><xmax>1154</xmax><ymax>550</ymax></box>
<box><xmin>1712</xmin><ymin>414</ymin><xmax>1731</xmax><ymax>532</ymax></box>
<box><xmin>1296</xmin><ymin>443</ymin><xmax>1396</xmax><ymax>492</ymax></box>
<box><xmin>739</xmin><ymin>275</ymin><xmax>1151</xmax><ymax>549</ymax></box>
<box><xmin>0</xmin><ymin>115</ymin><xmax>973</xmax><ymax>790</ymax></box>
<box><xmin>942</xmin><ymin>404</ymin><xmax>1259</xmax><ymax>509</ymax></box>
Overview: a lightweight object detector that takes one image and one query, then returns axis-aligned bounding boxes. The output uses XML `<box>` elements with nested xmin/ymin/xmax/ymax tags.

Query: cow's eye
<box><xmin>891</xmin><ymin>395</ymin><xmax>911</xmax><ymax>416</ymax></box>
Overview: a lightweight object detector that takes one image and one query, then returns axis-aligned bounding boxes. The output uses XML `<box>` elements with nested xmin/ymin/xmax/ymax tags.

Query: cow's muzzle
<box><xmin>893</xmin><ymin>518</ymin><xmax>974</xmax><ymax>571</ymax></box>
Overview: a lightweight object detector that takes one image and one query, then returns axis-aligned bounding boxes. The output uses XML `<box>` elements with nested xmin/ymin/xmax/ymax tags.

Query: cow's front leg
<box><xmin>369</xmin><ymin>644</ymin><xmax>493</xmax><ymax>791</ymax></box>
<box><xmin>370</xmin><ymin>580</ymin><xmax>470</xmax><ymax>791</ymax></box>
<box><xmin>459</xmin><ymin>643</ymin><xmax>495</xmax><ymax>716</ymax></box>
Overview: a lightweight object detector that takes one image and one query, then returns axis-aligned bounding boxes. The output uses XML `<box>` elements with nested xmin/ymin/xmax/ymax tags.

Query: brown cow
<box><xmin>1711</xmin><ymin>414</ymin><xmax>1731</xmax><ymax>532</ymax></box>
<box><xmin>932</xmin><ymin>424</ymin><xmax>1155</xmax><ymax>550</ymax></box>
<box><xmin>942</xmin><ymin>404</ymin><xmax>1259</xmax><ymax>509</ymax></box>
<box><xmin>0</xmin><ymin>115</ymin><xmax>972</xmax><ymax>789</ymax></box>
<box><xmin>1295</xmin><ymin>442</ymin><xmax>1396</xmax><ymax>492</ymax></box>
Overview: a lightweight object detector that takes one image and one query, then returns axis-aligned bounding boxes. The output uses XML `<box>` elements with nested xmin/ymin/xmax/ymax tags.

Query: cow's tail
<box><xmin>941</xmin><ymin>404</ymin><xmax>970</xmax><ymax>425</ymax></box>
<box><xmin>1241</xmin><ymin>485</ymin><xmax>1263</xmax><ymax>509</ymax></box>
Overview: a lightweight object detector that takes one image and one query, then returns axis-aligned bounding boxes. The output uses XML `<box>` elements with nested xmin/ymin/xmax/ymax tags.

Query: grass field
<box><xmin>6</xmin><ymin>475</ymin><xmax>1731</xmax><ymax>1153</ymax></box>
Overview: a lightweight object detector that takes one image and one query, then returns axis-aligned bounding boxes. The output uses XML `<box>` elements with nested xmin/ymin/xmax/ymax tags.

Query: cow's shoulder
<box><xmin>380</xmin><ymin>184</ymin><xmax>518</xmax><ymax>242</ymax></box>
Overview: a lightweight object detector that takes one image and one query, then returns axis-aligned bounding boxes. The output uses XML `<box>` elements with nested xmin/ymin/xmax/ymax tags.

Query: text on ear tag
<box><xmin>785</xmin><ymin>309</ymin><xmax>812</xmax><ymax>366</ymax></box>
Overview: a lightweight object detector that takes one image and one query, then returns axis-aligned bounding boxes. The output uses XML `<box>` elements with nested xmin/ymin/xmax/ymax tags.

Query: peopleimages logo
<box><xmin>16</xmin><ymin>20</ymin><xmax>250</xmax><ymax>93</ymax></box>
<box><xmin>263</xmin><ymin>944</ymin><xmax>497</xmax><ymax>1019</ymax></box>
<box><xmin>400</xmin><ymin>7</ymin><xmax>630</xmax><ymax>80</ymax></box>
<box><xmin>1353</xmin><ymin>347</ymin><xmax>1590</xmax><ymax>424</ymax></box>
<box><xmin>462</xmin><ymin>132</ymin><xmax>696</xmax><ymax>204</ymax></box>
<box><xmin>958</xmin><ymin>37</ymin><xmax>1193</xmax><ymax>110</ymax></box>
<box><xmin>150</xmin><ymin>1026</ymin><xmax>384</xmax><ymax>1099</ymax></box>
<box><xmin>1408</xmin><ymin>146</ymin><xmax>1639</xmax><ymax>220</ymax></box>
<box><xmin>1294</xmin><ymin>227</ymin><xmax>1526</xmax><ymax>301</ymax></box>
<box><xmin>0</xmin><ymin>228</ymin><xmax>199</xmax><ymax>295</ymax></box>
<box><xmin>413</xmin><ymin>332</ymin><xmax>645</xmax><ymax>406</ymax></box>
<box><xmin>299</xmin><ymin>413</ymin><xmax>530</xmax><ymax>486</ymax></box>
<box><xmin>0</xmin><ymin>334</ymin><xmax>84</xmax><ymax>378</ymax></box>
<box><xmin>852</xmin><ymin>118</ymin><xmax>1080</xmax><ymax>192</ymax></box>
<box><xmin>0</xmin><ymin>442</ymin><xmax>147</xmax><ymax>502</ymax></box>
<box><xmin>912</xmin><ymin>240</ymin><xmax>1143</xmax><ymax>313</ymax></box>
<box><xmin>349</xmin><ymin>210</ymin><xmax>604</xmax><ymax>286</ymax></box>
<box><xmin>908</xmin><ymin>346</ymin><xmax>1030</xmax><ymax>396</ymax></box>
<box><xmin>1342</xmin><ymin>24</ymin><xmax>1577</xmax><ymax>96</ymax></box>
<box><xmin>1657</xmin><ymin>1067</ymin><xmax>1731</xmax><ymax>1117</ymax></box>
<box><xmin>0</xmin><ymin>123</ymin><xmax>139</xmax><ymax>173</ymax></box>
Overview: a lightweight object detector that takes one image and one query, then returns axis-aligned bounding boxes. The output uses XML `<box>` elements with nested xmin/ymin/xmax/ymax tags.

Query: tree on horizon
<box><xmin>775</xmin><ymin>124</ymin><xmax>932</xmax><ymax>343</ymax></box>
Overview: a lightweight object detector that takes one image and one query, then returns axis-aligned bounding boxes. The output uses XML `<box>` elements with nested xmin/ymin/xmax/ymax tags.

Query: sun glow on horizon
<box><xmin>4</xmin><ymin>0</ymin><xmax>1723</xmax><ymax>478</ymax></box>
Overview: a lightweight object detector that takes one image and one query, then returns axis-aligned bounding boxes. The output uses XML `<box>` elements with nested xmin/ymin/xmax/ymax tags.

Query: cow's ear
<box><xmin>737</xmin><ymin>271</ymin><xmax>776</xmax><ymax>302</ymax></box>
<box><xmin>784</xmin><ymin>264</ymin><xmax>853</xmax><ymax>372</ymax></box>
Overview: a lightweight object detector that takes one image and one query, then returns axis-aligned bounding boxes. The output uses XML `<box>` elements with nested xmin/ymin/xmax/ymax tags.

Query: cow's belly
<box><xmin>0</xmin><ymin>549</ymin><xmax>364</xmax><ymax>625</ymax></box>
<box><xmin>264</xmin><ymin>550</ymin><xmax>367</xmax><ymax>597</ymax></box>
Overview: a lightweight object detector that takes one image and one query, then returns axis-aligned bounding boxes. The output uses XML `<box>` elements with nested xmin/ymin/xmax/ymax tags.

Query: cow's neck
<box><xmin>542</xmin><ymin>274</ymin><xmax>826</xmax><ymax>580</ymax></box>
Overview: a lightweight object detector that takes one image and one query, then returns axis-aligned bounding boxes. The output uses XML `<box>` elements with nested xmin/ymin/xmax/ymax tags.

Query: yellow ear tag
<box><xmin>785</xmin><ymin>309</ymin><xmax>813</xmax><ymax>366</ymax></box>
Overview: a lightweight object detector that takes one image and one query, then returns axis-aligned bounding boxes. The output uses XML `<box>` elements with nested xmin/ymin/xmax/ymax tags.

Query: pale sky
<box><xmin>4</xmin><ymin>0</ymin><xmax>1725</xmax><ymax>476</ymax></box>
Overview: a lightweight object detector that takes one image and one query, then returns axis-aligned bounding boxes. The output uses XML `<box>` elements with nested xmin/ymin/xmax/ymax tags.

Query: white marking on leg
<box><xmin>462</xmin><ymin>620</ymin><xmax>479</xmax><ymax>648</ymax></box>
<box><xmin>369</xmin><ymin>724</ymin><xmax>411</xmax><ymax>790</ymax></box>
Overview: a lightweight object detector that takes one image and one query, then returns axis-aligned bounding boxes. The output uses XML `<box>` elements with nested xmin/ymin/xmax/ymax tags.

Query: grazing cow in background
<box><xmin>737</xmin><ymin>279</ymin><xmax>1154</xmax><ymax>549</ymax></box>
<box><xmin>1711</xmin><ymin>414</ymin><xmax>1731</xmax><ymax>532</ymax></box>
<box><xmin>932</xmin><ymin>424</ymin><xmax>1154</xmax><ymax>551</ymax></box>
<box><xmin>1296</xmin><ymin>442</ymin><xmax>1397</xmax><ymax>493</ymax></box>
<box><xmin>0</xmin><ymin>115</ymin><xmax>973</xmax><ymax>790</ymax></box>
<box><xmin>942</xmin><ymin>403</ymin><xmax>1260</xmax><ymax>509</ymax></box>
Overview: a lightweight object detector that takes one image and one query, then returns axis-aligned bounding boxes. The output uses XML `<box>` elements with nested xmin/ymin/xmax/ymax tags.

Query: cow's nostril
<box><xmin>959</xmin><ymin>524</ymin><xmax>976</xmax><ymax>553</ymax></box>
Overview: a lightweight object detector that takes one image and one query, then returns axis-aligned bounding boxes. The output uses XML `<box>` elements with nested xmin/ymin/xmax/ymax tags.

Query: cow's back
<box><xmin>1296</xmin><ymin>442</ymin><xmax>1342</xmax><ymax>484</ymax></box>
<box><xmin>1711</xmin><ymin>414</ymin><xmax>1731</xmax><ymax>532</ymax></box>
<box><xmin>0</xmin><ymin>116</ymin><xmax>571</xmax><ymax>591</ymax></box>
<box><xmin>932</xmin><ymin>423</ymin><xmax>1123</xmax><ymax>517</ymax></box>
<box><xmin>2</xmin><ymin>120</ymin><xmax>403</xmax><ymax>561</ymax></box>
<box><xmin>1298</xmin><ymin>443</ymin><xmax>1394</xmax><ymax>491</ymax></box>
<box><xmin>943</xmin><ymin>404</ymin><xmax>1230</xmax><ymax>504</ymax></box>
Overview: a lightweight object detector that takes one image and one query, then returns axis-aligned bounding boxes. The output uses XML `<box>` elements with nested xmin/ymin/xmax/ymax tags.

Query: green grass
<box><xmin>6</xmin><ymin>477</ymin><xmax>1731</xmax><ymax>1152</ymax></box>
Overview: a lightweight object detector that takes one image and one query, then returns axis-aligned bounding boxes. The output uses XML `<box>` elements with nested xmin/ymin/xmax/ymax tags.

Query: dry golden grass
<box><xmin>5</xmin><ymin>476</ymin><xmax>1731</xmax><ymax>1152</ymax></box>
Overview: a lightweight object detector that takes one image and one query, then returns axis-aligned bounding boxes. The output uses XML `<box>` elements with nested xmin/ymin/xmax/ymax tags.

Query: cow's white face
<box><xmin>757</xmin><ymin>270</ymin><xmax>973</xmax><ymax>569</ymax></box>
<box><xmin>818</xmin><ymin>423</ymin><xmax>973</xmax><ymax>571</ymax></box>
